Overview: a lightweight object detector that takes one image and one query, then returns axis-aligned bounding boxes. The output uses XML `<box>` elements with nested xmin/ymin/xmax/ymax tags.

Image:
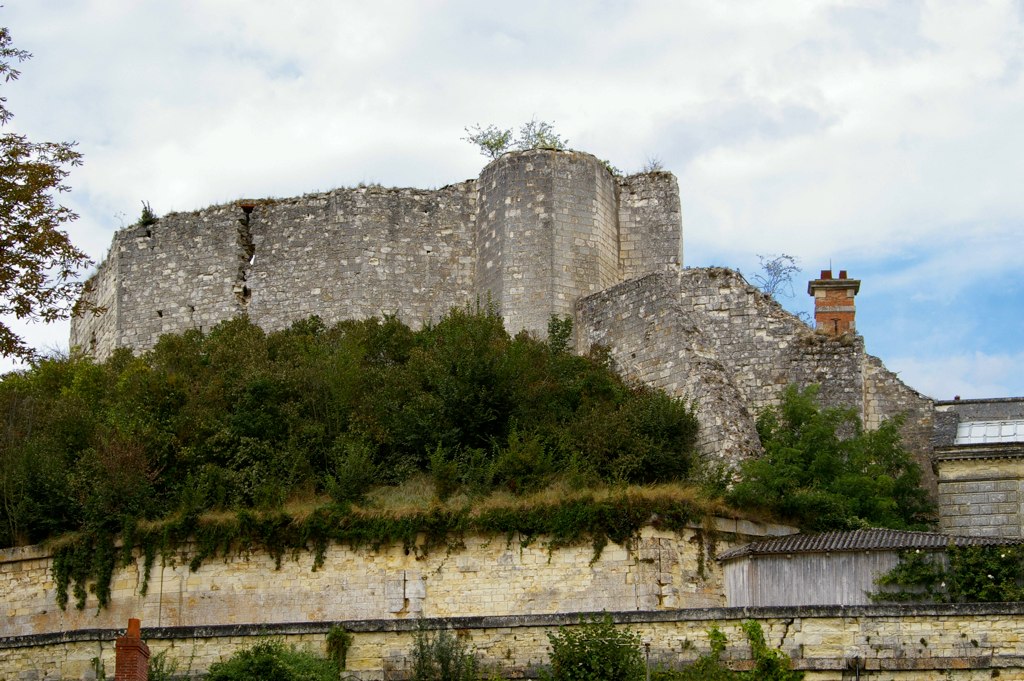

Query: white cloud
<box><xmin>886</xmin><ymin>350</ymin><xmax>1024</xmax><ymax>401</ymax></box>
<box><xmin>1</xmin><ymin>0</ymin><xmax>1022</xmax><ymax>396</ymax></box>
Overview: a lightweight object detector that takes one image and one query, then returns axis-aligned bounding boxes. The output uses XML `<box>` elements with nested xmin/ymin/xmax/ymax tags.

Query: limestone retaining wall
<box><xmin>4</xmin><ymin>605</ymin><xmax>1023</xmax><ymax>680</ymax></box>
<box><xmin>1</xmin><ymin>520</ymin><xmax>798</xmax><ymax>642</ymax></box>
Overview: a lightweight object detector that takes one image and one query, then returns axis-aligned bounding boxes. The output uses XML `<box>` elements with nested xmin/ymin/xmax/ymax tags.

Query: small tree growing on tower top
<box><xmin>464</xmin><ymin>117</ymin><xmax>568</xmax><ymax>159</ymax></box>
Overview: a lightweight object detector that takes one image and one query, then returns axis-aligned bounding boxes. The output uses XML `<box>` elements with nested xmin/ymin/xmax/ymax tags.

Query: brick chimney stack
<box><xmin>807</xmin><ymin>269</ymin><xmax>861</xmax><ymax>336</ymax></box>
<box><xmin>115</xmin><ymin>618</ymin><xmax>150</xmax><ymax>681</ymax></box>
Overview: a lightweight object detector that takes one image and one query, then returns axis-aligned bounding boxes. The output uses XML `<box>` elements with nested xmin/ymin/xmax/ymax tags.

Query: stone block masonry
<box><xmin>4</xmin><ymin>604</ymin><xmax>1023</xmax><ymax>679</ymax></box>
<box><xmin>73</xmin><ymin>150</ymin><xmax>680</xmax><ymax>359</ymax></box>
<box><xmin>2</xmin><ymin>524</ymin><xmax>784</xmax><ymax>640</ymax></box>
<box><xmin>575</xmin><ymin>268</ymin><xmax>936</xmax><ymax>473</ymax></box>
<box><xmin>937</xmin><ymin>457</ymin><xmax>1024</xmax><ymax>537</ymax></box>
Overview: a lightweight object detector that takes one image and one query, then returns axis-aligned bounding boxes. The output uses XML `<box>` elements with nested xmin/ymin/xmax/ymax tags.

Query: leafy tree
<box><xmin>0</xmin><ymin>309</ymin><xmax>700</xmax><ymax>549</ymax></box>
<box><xmin>0</xmin><ymin>26</ymin><xmax>92</xmax><ymax>359</ymax></box>
<box><xmin>727</xmin><ymin>385</ymin><xmax>934</xmax><ymax>531</ymax></box>
<box><xmin>515</xmin><ymin>117</ymin><xmax>567</xmax><ymax>151</ymax></box>
<box><xmin>544</xmin><ymin>614</ymin><xmax>645</xmax><ymax>681</ymax></box>
<box><xmin>464</xmin><ymin>117</ymin><xmax>568</xmax><ymax>159</ymax></box>
<box><xmin>462</xmin><ymin>124</ymin><xmax>513</xmax><ymax>160</ymax></box>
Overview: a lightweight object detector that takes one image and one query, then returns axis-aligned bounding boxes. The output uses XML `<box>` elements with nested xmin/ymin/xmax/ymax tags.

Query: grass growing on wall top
<box><xmin>49</xmin><ymin>481</ymin><xmax>725</xmax><ymax>610</ymax></box>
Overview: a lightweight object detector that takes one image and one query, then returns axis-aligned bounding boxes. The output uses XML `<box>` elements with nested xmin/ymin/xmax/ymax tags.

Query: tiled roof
<box><xmin>717</xmin><ymin>528</ymin><xmax>1023</xmax><ymax>562</ymax></box>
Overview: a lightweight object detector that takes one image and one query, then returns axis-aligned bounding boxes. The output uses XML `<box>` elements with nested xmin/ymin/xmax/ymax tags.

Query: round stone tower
<box><xmin>475</xmin><ymin>149</ymin><xmax>619</xmax><ymax>337</ymax></box>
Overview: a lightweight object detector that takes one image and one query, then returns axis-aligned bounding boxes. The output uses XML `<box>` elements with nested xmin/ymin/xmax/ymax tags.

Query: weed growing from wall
<box><xmin>412</xmin><ymin>620</ymin><xmax>480</xmax><ymax>681</ymax></box>
<box><xmin>652</xmin><ymin>621</ymin><xmax>803</xmax><ymax>680</ymax></box>
<box><xmin>326</xmin><ymin>625</ymin><xmax>353</xmax><ymax>672</ymax></box>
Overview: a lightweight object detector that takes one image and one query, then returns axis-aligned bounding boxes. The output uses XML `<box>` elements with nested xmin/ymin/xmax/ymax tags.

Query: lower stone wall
<box><xmin>4</xmin><ymin>605</ymin><xmax>1023</xmax><ymax>680</ymax></box>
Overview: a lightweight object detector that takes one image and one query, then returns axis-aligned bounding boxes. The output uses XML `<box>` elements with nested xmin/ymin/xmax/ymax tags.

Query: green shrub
<box><xmin>872</xmin><ymin>545</ymin><xmax>1024</xmax><ymax>603</ymax></box>
<box><xmin>411</xmin><ymin>622</ymin><xmax>480</xmax><ymax>681</ymax></box>
<box><xmin>652</xmin><ymin>622</ymin><xmax>802</xmax><ymax>681</ymax></box>
<box><xmin>204</xmin><ymin>640</ymin><xmax>336</xmax><ymax>681</ymax></box>
<box><xmin>728</xmin><ymin>384</ymin><xmax>933</xmax><ymax>531</ymax></box>
<box><xmin>325</xmin><ymin>440</ymin><xmax>377</xmax><ymax>503</ymax></box>
<box><xmin>544</xmin><ymin>614</ymin><xmax>644</xmax><ymax>681</ymax></box>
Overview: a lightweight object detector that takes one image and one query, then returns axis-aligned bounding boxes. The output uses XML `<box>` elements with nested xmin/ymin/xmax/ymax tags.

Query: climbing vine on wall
<box><xmin>871</xmin><ymin>545</ymin><xmax>1024</xmax><ymax>603</ymax></box>
<box><xmin>49</xmin><ymin>490</ymin><xmax>709</xmax><ymax>611</ymax></box>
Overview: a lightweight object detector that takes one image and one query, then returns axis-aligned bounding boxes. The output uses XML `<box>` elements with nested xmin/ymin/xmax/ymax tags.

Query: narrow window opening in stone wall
<box><xmin>156</xmin><ymin>310</ymin><xmax>163</xmax><ymax>318</ymax></box>
<box><xmin>189</xmin><ymin>305</ymin><xmax>195</xmax><ymax>313</ymax></box>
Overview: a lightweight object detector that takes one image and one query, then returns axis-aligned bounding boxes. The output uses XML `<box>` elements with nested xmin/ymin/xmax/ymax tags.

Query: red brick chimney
<box><xmin>807</xmin><ymin>269</ymin><xmax>861</xmax><ymax>335</ymax></box>
<box><xmin>115</xmin><ymin>618</ymin><xmax>149</xmax><ymax>681</ymax></box>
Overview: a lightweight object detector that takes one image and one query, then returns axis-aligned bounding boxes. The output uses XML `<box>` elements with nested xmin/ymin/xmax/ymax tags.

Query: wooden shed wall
<box><xmin>724</xmin><ymin>550</ymin><xmax>902</xmax><ymax>607</ymax></box>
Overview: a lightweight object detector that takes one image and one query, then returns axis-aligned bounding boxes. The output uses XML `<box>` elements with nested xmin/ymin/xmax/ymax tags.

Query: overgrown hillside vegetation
<box><xmin>727</xmin><ymin>385</ymin><xmax>935</xmax><ymax>531</ymax></box>
<box><xmin>0</xmin><ymin>307</ymin><xmax>700</xmax><ymax>550</ymax></box>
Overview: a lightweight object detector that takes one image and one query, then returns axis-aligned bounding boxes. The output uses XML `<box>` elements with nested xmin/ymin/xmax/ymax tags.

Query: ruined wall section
<box><xmin>115</xmin><ymin>207</ymin><xmax>248</xmax><ymax>353</ymax></box>
<box><xmin>69</xmin><ymin>245</ymin><xmax>121</xmax><ymax>359</ymax></box>
<box><xmin>676</xmin><ymin>268</ymin><xmax>866</xmax><ymax>416</ymax></box>
<box><xmin>71</xmin><ymin>207</ymin><xmax>248</xmax><ymax>357</ymax></box>
<box><xmin>477</xmin><ymin>150</ymin><xmax>619</xmax><ymax>338</ymax></box>
<box><xmin>72</xmin><ymin>150</ymin><xmax>684</xmax><ymax>358</ymax></box>
<box><xmin>577</xmin><ymin>267</ymin><xmax>931</xmax><ymax>469</ymax></box>
<box><xmin>864</xmin><ymin>354</ymin><xmax>937</xmax><ymax>494</ymax></box>
<box><xmin>617</xmin><ymin>171</ymin><xmax>682</xmax><ymax>278</ymax></box>
<box><xmin>247</xmin><ymin>183</ymin><xmax>478</xmax><ymax>332</ymax></box>
<box><xmin>575</xmin><ymin>272</ymin><xmax>762</xmax><ymax>466</ymax></box>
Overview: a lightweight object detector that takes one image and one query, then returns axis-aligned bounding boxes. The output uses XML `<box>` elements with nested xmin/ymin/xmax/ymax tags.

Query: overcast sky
<box><xmin>2</xmin><ymin>0</ymin><xmax>1022</xmax><ymax>399</ymax></box>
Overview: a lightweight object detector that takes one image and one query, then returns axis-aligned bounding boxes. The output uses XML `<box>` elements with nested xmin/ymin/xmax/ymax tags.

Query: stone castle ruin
<box><xmin>72</xmin><ymin>148</ymin><xmax>933</xmax><ymax>472</ymax></box>
<box><xmin>11</xmin><ymin>147</ymin><xmax>1016</xmax><ymax>679</ymax></box>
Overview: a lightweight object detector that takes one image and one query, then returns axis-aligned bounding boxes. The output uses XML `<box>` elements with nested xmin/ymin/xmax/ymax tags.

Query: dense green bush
<box><xmin>411</xmin><ymin>622</ymin><xmax>480</xmax><ymax>681</ymax></box>
<box><xmin>0</xmin><ymin>308</ymin><xmax>699</xmax><ymax>550</ymax></box>
<box><xmin>727</xmin><ymin>385</ymin><xmax>933</xmax><ymax>531</ymax></box>
<box><xmin>204</xmin><ymin>640</ymin><xmax>336</xmax><ymax>681</ymax></box>
<box><xmin>872</xmin><ymin>545</ymin><xmax>1024</xmax><ymax>603</ymax></box>
<box><xmin>544</xmin><ymin>614</ymin><xmax>645</xmax><ymax>681</ymax></box>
